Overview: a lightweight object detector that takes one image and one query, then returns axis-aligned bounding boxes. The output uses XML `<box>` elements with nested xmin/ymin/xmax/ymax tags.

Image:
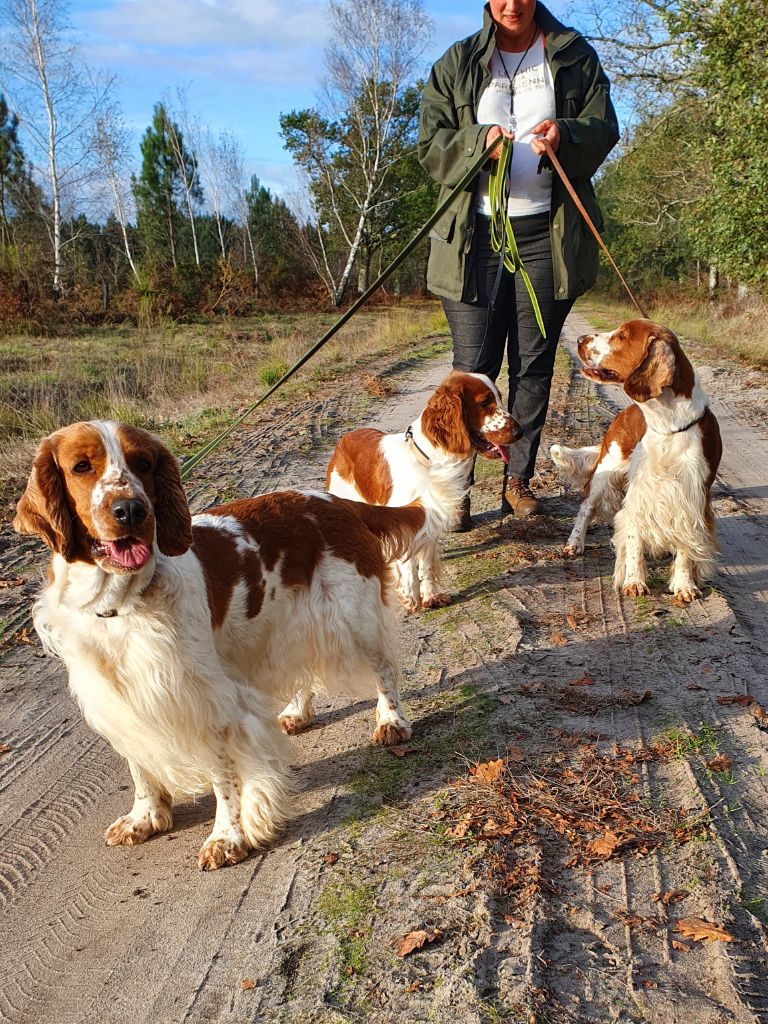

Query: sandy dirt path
<box><xmin>1</xmin><ymin>316</ymin><xmax>767</xmax><ymax>1024</ymax></box>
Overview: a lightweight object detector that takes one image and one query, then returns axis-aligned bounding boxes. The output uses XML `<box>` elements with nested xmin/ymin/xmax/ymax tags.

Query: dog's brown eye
<box><xmin>135</xmin><ymin>458</ymin><xmax>152</xmax><ymax>472</ymax></box>
<box><xmin>72</xmin><ymin>460</ymin><xmax>92</xmax><ymax>474</ymax></box>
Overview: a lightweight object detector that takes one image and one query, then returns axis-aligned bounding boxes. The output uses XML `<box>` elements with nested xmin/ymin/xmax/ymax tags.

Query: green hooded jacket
<box><xmin>418</xmin><ymin>2</ymin><xmax>619</xmax><ymax>303</ymax></box>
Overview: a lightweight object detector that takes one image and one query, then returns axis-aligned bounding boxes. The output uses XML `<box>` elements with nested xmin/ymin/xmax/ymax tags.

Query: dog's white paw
<box><xmin>672</xmin><ymin>585</ymin><xmax>700</xmax><ymax>603</ymax></box>
<box><xmin>622</xmin><ymin>580</ymin><xmax>650</xmax><ymax>598</ymax></box>
<box><xmin>198</xmin><ymin>829</ymin><xmax>251</xmax><ymax>871</ymax></box>
<box><xmin>105</xmin><ymin>805</ymin><xmax>172</xmax><ymax>847</ymax></box>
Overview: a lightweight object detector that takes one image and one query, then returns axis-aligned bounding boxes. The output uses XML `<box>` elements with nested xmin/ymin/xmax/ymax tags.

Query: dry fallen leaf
<box><xmin>470</xmin><ymin>759</ymin><xmax>505</xmax><ymax>784</ymax></box>
<box><xmin>752</xmin><ymin>705</ymin><xmax>768</xmax><ymax>729</ymax></box>
<box><xmin>447</xmin><ymin>817</ymin><xmax>472</xmax><ymax>839</ymax></box>
<box><xmin>403</xmin><ymin>979</ymin><xmax>423</xmax><ymax>993</ymax></box>
<box><xmin>550</xmin><ymin>630</ymin><xmax>567</xmax><ymax>647</ymax></box>
<box><xmin>652</xmin><ymin>889</ymin><xmax>689</xmax><ymax>906</ymax></box>
<box><xmin>671</xmin><ymin>939</ymin><xmax>692</xmax><ymax>952</ymax></box>
<box><xmin>587</xmin><ymin>830</ymin><xmax>620</xmax><ymax>858</ymax></box>
<box><xmin>675</xmin><ymin>918</ymin><xmax>734</xmax><ymax>943</ymax></box>
<box><xmin>717</xmin><ymin>694</ymin><xmax>754</xmax><ymax>707</ymax></box>
<box><xmin>387</xmin><ymin>745</ymin><xmax>414</xmax><ymax>758</ymax></box>
<box><xmin>569</xmin><ymin>675</ymin><xmax>594</xmax><ymax>687</ymax></box>
<box><xmin>395</xmin><ymin>928</ymin><xmax>442</xmax><ymax>957</ymax></box>
<box><xmin>361</xmin><ymin>373</ymin><xmax>393</xmax><ymax>398</ymax></box>
<box><xmin>240</xmin><ymin>979</ymin><xmax>257</xmax><ymax>991</ymax></box>
<box><xmin>0</xmin><ymin>744</ymin><xmax>11</xmax><ymax>755</ymax></box>
<box><xmin>322</xmin><ymin>852</ymin><xmax>339</xmax><ymax>866</ymax></box>
<box><xmin>706</xmin><ymin>754</ymin><xmax>733</xmax><ymax>773</ymax></box>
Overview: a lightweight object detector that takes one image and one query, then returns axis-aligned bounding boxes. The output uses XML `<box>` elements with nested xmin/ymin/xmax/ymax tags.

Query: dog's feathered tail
<box><xmin>344</xmin><ymin>499</ymin><xmax>431</xmax><ymax>564</ymax></box>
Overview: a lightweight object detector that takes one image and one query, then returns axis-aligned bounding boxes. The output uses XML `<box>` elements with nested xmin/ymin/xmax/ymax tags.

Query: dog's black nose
<box><xmin>111</xmin><ymin>498</ymin><xmax>147</xmax><ymax>528</ymax></box>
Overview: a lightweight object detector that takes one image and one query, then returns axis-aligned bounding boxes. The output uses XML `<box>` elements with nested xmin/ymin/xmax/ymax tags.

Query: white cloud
<box><xmin>81</xmin><ymin>0</ymin><xmax>329</xmax><ymax>51</ymax></box>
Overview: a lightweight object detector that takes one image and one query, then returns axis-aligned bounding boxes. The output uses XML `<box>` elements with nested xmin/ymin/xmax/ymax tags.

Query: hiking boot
<box><xmin>450</xmin><ymin>494</ymin><xmax>473</xmax><ymax>532</ymax></box>
<box><xmin>503</xmin><ymin>476</ymin><xmax>540</xmax><ymax>517</ymax></box>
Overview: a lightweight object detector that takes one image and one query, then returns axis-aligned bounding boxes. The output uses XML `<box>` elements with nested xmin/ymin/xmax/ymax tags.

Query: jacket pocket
<box><xmin>429</xmin><ymin>207</ymin><xmax>457</xmax><ymax>243</ymax></box>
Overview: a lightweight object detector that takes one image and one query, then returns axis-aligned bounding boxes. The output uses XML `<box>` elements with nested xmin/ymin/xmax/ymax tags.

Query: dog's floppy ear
<box><xmin>624</xmin><ymin>336</ymin><xmax>676</xmax><ymax>402</ymax></box>
<box><xmin>153</xmin><ymin>444</ymin><xmax>193</xmax><ymax>557</ymax></box>
<box><xmin>13</xmin><ymin>436</ymin><xmax>77</xmax><ymax>559</ymax></box>
<box><xmin>421</xmin><ymin>376</ymin><xmax>472</xmax><ymax>457</ymax></box>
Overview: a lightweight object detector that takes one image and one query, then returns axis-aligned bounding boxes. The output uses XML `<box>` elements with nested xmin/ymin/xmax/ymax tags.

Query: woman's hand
<box><xmin>485</xmin><ymin>124</ymin><xmax>514</xmax><ymax>160</ymax></box>
<box><xmin>530</xmin><ymin>119</ymin><xmax>560</xmax><ymax>155</ymax></box>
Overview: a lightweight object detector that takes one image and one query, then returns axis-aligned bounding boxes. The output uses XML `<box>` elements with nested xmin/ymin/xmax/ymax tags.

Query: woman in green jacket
<box><xmin>418</xmin><ymin>0</ymin><xmax>619</xmax><ymax>524</ymax></box>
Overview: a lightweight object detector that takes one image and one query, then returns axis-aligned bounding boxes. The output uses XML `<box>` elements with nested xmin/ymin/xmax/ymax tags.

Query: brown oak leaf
<box><xmin>395</xmin><ymin>928</ymin><xmax>442</xmax><ymax>957</ymax></box>
<box><xmin>587</xmin><ymin>830</ymin><xmax>620</xmax><ymax>858</ymax></box>
<box><xmin>387</xmin><ymin>745</ymin><xmax>414</xmax><ymax>758</ymax></box>
<box><xmin>752</xmin><ymin>704</ymin><xmax>768</xmax><ymax>728</ymax></box>
<box><xmin>322</xmin><ymin>852</ymin><xmax>339</xmax><ymax>866</ymax></box>
<box><xmin>706</xmin><ymin>754</ymin><xmax>732</xmax><ymax>773</ymax></box>
<box><xmin>674</xmin><ymin>918</ymin><xmax>734</xmax><ymax>943</ymax></box>
<box><xmin>717</xmin><ymin>694</ymin><xmax>754</xmax><ymax>706</ymax></box>
<box><xmin>470</xmin><ymin>758</ymin><xmax>505</xmax><ymax>784</ymax></box>
<box><xmin>652</xmin><ymin>889</ymin><xmax>689</xmax><ymax>906</ymax></box>
<box><xmin>671</xmin><ymin>939</ymin><xmax>692</xmax><ymax>952</ymax></box>
<box><xmin>550</xmin><ymin>630</ymin><xmax>567</xmax><ymax>647</ymax></box>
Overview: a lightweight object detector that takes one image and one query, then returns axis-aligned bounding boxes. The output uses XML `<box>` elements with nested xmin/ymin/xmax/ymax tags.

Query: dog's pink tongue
<box><xmin>493</xmin><ymin>442</ymin><xmax>510</xmax><ymax>464</ymax></box>
<box><xmin>104</xmin><ymin>538</ymin><xmax>151</xmax><ymax>568</ymax></box>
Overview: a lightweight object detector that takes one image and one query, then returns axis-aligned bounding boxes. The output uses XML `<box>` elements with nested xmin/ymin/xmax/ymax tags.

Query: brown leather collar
<box><xmin>405</xmin><ymin>425</ymin><xmax>432</xmax><ymax>467</ymax></box>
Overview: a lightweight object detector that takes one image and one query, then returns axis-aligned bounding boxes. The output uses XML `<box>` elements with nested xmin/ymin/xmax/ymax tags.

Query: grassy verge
<box><xmin>0</xmin><ymin>301</ymin><xmax>449</xmax><ymax>507</ymax></box>
<box><xmin>577</xmin><ymin>292</ymin><xmax>768</xmax><ymax>369</ymax></box>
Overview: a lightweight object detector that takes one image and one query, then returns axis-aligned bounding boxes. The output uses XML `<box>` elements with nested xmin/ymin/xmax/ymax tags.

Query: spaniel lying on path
<box><xmin>14</xmin><ymin>421</ymin><xmax>426</xmax><ymax>870</ymax></box>
<box><xmin>559</xmin><ymin>319</ymin><xmax>722</xmax><ymax>602</ymax></box>
<box><xmin>326</xmin><ymin>371</ymin><xmax>520</xmax><ymax>610</ymax></box>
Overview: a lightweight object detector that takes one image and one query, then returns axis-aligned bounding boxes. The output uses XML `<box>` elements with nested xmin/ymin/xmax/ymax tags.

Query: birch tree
<box><xmin>166</xmin><ymin>93</ymin><xmax>203</xmax><ymax>268</ymax></box>
<box><xmin>280</xmin><ymin>0</ymin><xmax>432</xmax><ymax>304</ymax></box>
<box><xmin>0</xmin><ymin>0</ymin><xmax>112</xmax><ymax>295</ymax></box>
<box><xmin>93</xmin><ymin>109</ymin><xmax>140</xmax><ymax>283</ymax></box>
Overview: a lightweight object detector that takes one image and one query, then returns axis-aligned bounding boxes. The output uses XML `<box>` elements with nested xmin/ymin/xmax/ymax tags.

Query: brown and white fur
<box><xmin>574</xmin><ymin>319</ymin><xmax>722</xmax><ymax>602</ymax></box>
<box><xmin>326</xmin><ymin>371</ymin><xmax>520</xmax><ymax>610</ymax></box>
<box><xmin>14</xmin><ymin>421</ymin><xmax>427</xmax><ymax>870</ymax></box>
<box><xmin>550</xmin><ymin>404</ymin><xmax>646</xmax><ymax>555</ymax></box>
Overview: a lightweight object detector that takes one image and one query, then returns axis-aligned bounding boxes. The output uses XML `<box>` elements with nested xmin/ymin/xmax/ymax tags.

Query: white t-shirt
<box><xmin>475</xmin><ymin>34</ymin><xmax>556</xmax><ymax>217</ymax></box>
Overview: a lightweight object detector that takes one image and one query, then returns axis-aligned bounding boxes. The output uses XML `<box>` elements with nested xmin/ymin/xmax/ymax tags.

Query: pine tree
<box><xmin>0</xmin><ymin>94</ymin><xmax>28</xmax><ymax>248</ymax></box>
<box><xmin>133</xmin><ymin>103</ymin><xmax>201</xmax><ymax>270</ymax></box>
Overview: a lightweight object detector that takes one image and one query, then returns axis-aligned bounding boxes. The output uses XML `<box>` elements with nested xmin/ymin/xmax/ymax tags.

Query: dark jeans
<box><xmin>442</xmin><ymin>212</ymin><xmax>574</xmax><ymax>481</ymax></box>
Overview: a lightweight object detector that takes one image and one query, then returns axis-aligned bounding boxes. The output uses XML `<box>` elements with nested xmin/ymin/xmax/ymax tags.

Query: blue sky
<box><xmin>70</xmin><ymin>0</ymin><xmax>572</xmax><ymax>199</ymax></box>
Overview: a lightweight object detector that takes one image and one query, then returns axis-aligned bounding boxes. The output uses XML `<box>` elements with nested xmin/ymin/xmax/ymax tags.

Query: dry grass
<box><xmin>579</xmin><ymin>292</ymin><xmax>768</xmax><ymax>368</ymax></box>
<box><xmin>0</xmin><ymin>302</ymin><xmax>449</xmax><ymax>508</ymax></box>
<box><xmin>435</xmin><ymin>739</ymin><xmax>710</xmax><ymax>910</ymax></box>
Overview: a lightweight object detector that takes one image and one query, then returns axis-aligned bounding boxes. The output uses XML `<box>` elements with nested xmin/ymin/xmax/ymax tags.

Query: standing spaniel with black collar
<box><xmin>327</xmin><ymin>371</ymin><xmax>520</xmax><ymax>610</ymax></box>
<box><xmin>574</xmin><ymin>319</ymin><xmax>722</xmax><ymax>601</ymax></box>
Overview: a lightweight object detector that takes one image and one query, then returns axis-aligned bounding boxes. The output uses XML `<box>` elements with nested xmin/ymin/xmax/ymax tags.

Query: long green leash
<box><xmin>179</xmin><ymin>136</ymin><xmax>503</xmax><ymax>481</ymax></box>
<box><xmin>487</xmin><ymin>137</ymin><xmax>547</xmax><ymax>336</ymax></box>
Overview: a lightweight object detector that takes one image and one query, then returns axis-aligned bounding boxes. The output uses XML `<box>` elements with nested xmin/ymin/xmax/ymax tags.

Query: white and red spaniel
<box><xmin>326</xmin><ymin>371</ymin><xmax>520</xmax><ymax>609</ymax></box>
<box><xmin>14</xmin><ymin>421</ymin><xmax>426</xmax><ymax>870</ymax></box>
<box><xmin>550</xmin><ymin>404</ymin><xmax>646</xmax><ymax>556</ymax></box>
<box><xmin>572</xmin><ymin>319</ymin><xmax>722</xmax><ymax>601</ymax></box>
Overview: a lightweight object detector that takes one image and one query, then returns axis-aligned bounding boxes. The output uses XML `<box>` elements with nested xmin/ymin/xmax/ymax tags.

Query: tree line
<box><xmin>589</xmin><ymin>0</ymin><xmax>768</xmax><ymax>297</ymax></box>
<box><xmin>0</xmin><ymin>0</ymin><xmax>435</xmax><ymax>325</ymax></box>
<box><xmin>0</xmin><ymin>0</ymin><xmax>765</xmax><ymax>329</ymax></box>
